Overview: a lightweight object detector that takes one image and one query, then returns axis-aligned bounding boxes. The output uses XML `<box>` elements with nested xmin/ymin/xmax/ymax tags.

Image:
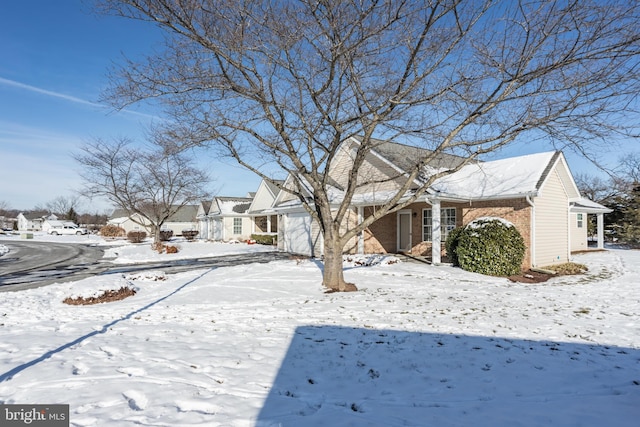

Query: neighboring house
<box><xmin>107</xmin><ymin>205</ymin><xmax>199</xmax><ymax>236</ymax></box>
<box><xmin>247</xmin><ymin>179</ymin><xmax>282</xmax><ymax>238</ymax></box>
<box><xmin>17</xmin><ymin>212</ymin><xmax>57</xmax><ymax>231</ymax></box>
<box><xmin>198</xmin><ymin>196</ymin><xmax>253</xmax><ymax>241</ymax></box>
<box><xmin>196</xmin><ymin>200</ymin><xmax>213</xmax><ymax>240</ymax></box>
<box><xmin>273</xmin><ymin>137</ymin><xmax>610</xmax><ymax>269</ymax></box>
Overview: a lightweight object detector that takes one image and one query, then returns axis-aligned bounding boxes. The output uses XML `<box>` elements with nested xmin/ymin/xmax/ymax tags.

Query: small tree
<box><xmin>75</xmin><ymin>138</ymin><xmax>211</xmax><ymax>246</ymax></box>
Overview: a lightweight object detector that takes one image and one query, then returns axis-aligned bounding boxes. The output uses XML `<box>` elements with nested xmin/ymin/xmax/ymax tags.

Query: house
<box><xmin>247</xmin><ymin>179</ymin><xmax>282</xmax><ymax>238</ymax></box>
<box><xmin>108</xmin><ymin>205</ymin><xmax>199</xmax><ymax>236</ymax></box>
<box><xmin>17</xmin><ymin>212</ymin><xmax>57</xmax><ymax>231</ymax></box>
<box><xmin>273</xmin><ymin>137</ymin><xmax>610</xmax><ymax>269</ymax></box>
<box><xmin>197</xmin><ymin>196</ymin><xmax>253</xmax><ymax>241</ymax></box>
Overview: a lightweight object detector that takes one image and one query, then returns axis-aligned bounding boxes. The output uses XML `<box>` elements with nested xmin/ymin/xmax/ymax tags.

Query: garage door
<box><xmin>284</xmin><ymin>213</ymin><xmax>314</xmax><ymax>256</ymax></box>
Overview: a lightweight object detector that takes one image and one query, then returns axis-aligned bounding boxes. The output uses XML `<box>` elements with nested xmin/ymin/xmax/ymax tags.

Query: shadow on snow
<box><xmin>0</xmin><ymin>268</ymin><xmax>215</xmax><ymax>384</ymax></box>
<box><xmin>257</xmin><ymin>325</ymin><xmax>640</xmax><ymax>427</ymax></box>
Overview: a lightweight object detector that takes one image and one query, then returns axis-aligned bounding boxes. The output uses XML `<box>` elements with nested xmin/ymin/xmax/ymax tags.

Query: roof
<box><xmin>570</xmin><ymin>198</ymin><xmax>613</xmax><ymax>214</ymax></box>
<box><xmin>20</xmin><ymin>211</ymin><xmax>54</xmax><ymax>220</ymax></box>
<box><xmin>109</xmin><ymin>205</ymin><xmax>199</xmax><ymax>222</ymax></box>
<box><xmin>200</xmin><ymin>200</ymin><xmax>213</xmax><ymax>215</ymax></box>
<box><xmin>368</xmin><ymin>138</ymin><xmax>469</xmax><ymax>172</ymax></box>
<box><xmin>211</xmin><ymin>197</ymin><xmax>253</xmax><ymax>215</ymax></box>
<box><xmin>430</xmin><ymin>151</ymin><xmax>560</xmax><ymax>200</ymax></box>
<box><xmin>265</xmin><ymin>180</ymin><xmax>283</xmax><ymax>197</ymax></box>
<box><xmin>167</xmin><ymin>205</ymin><xmax>199</xmax><ymax>222</ymax></box>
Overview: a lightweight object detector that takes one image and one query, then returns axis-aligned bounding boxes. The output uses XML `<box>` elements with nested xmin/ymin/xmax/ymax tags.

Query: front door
<box><xmin>397</xmin><ymin>210</ymin><xmax>412</xmax><ymax>252</ymax></box>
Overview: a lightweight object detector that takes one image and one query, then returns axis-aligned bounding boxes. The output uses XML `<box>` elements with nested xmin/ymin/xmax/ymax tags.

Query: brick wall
<box><xmin>360</xmin><ymin>199</ymin><xmax>533</xmax><ymax>268</ymax></box>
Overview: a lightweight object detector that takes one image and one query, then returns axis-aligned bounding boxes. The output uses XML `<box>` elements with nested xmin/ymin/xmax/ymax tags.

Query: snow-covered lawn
<box><xmin>0</xmin><ymin>236</ymin><xmax>638</xmax><ymax>426</ymax></box>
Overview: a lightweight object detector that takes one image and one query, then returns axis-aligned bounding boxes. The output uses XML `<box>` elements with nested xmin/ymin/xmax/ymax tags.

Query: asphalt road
<box><xmin>0</xmin><ymin>240</ymin><xmax>292</xmax><ymax>292</ymax></box>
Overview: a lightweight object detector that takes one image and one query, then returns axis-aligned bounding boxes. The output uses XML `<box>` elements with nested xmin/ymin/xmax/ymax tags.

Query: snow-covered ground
<box><xmin>0</xmin><ymin>234</ymin><xmax>638</xmax><ymax>426</ymax></box>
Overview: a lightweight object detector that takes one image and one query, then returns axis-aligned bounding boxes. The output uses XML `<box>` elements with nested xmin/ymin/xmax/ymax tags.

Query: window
<box><xmin>233</xmin><ymin>217</ymin><xmax>242</xmax><ymax>234</ymax></box>
<box><xmin>577</xmin><ymin>213</ymin><xmax>583</xmax><ymax>228</ymax></box>
<box><xmin>423</xmin><ymin>208</ymin><xmax>457</xmax><ymax>242</ymax></box>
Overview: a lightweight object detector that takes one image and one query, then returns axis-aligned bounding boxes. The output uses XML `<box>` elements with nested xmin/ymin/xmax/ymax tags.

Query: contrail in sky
<box><xmin>0</xmin><ymin>76</ymin><xmax>159</xmax><ymax>120</ymax></box>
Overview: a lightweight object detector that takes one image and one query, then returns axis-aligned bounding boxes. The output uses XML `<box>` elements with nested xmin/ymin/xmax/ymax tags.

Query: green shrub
<box><xmin>456</xmin><ymin>218</ymin><xmax>525</xmax><ymax>276</ymax></box>
<box><xmin>127</xmin><ymin>230</ymin><xmax>147</xmax><ymax>243</ymax></box>
<box><xmin>159</xmin><ymin>229</ymin><xmax>174</xmax><ymax>241</ymax></box>
<box><xmin>100</xmin><ymin>224</ymin><xmax>126</xmax><ymax>238</ymax></box>
<box><xmin>444</xmin><ymin>226</ymin><xmax>465</xmax><ymax>266</ymax></box>
<box><xmin>250</xmin><ymin>234</ymin><xmax>277</xmax><ymax>245</ymax></box>
<box><xmin>182</xmin><ymin>230</ymin><xmax>199</xmax><ymax>241</ymax></box>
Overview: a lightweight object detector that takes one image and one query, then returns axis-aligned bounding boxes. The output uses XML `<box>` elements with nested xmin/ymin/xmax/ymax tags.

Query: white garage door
<box><xmin>284</xmin><ymin>213</ymin><xmax>314</xmax><ymax>256</ymax></box>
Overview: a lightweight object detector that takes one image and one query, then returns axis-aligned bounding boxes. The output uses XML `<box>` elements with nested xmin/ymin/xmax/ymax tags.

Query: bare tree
<box><xmin>574</xmin><ymin>173</ymin><xmax>619</xmax><ymax>204</ymax></box>
<box><xmin>618</xmin><ymin>152</ymin><xmax>640</xmax><ymax>185</ymax></box>
<box><xmin>74</xmin><ymin>137</ymin><xmax>212</xmax><ymax>245</ymax></box>
<box><xmin>0</xmin><ymin>200</ymin><xmax>10</xmax><ymax>217</ymax></box>
<box><xmin>46</xmin><ymin>195</ymin><xmax>82</xmax><ymax>220</ymax></box>
<box><xmin>99</xmin><ymin>0</ymin><xmax>640</xmax><ymax>291</ymax></box>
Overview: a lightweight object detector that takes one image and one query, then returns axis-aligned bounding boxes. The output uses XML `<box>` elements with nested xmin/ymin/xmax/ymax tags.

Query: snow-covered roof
<box><xmin>570</xmin><ymin>197</ymin><xmax>613</xmax><ymax>214</ymax></box>
<box><xmin>212</xmin><ymin>197</ymin><xmax>253</xmax><ymax>215</ymax></box>
<box><xmin>430</xmin><ymin>151</ymin><xmax>559</xmax><ymax>200</ymax></box>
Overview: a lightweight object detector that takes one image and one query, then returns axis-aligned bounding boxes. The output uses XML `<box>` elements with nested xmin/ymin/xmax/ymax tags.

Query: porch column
<box><xmin>432</xmin><ymin>199</ymin><xmax>441</xmax><ymax>265</ymax></box>
<box><xmin>357</xmin><ymin>206</ymin><xmax>364</xmax><ymax>254</ymax></box>
<box><xmin>267</xmin><ymin>215</ymin><xmax>272</xmax><ymax>233</ymax></box>
<box><xmin>597</xmin><ymin>213</ymin><xmax>605</xmax><ymax>249</ymax></box>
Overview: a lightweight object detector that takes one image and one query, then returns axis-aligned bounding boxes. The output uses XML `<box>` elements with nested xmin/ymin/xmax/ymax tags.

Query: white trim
<box><xmin>396</xmin><ymin>210</ymin><xmax>412</xmax><ymax>252</ymax></box>
<box><xmin>526</xmin><ymin>195</ymin><xmax>536</xmax><ymax>267</ymax></box>
<box><xmin>597</xmin><ymin>213</ymin><xmax>605</xmax><ymax>249</ymax></box>
<box><xmin>357</xmin><ymin>206</ymin><xmax>364</xmax><ymax>254</ymax></box>
<box><xmin>431</xmin><ymin>200</ymin><xmax>441</xmax><ymax>265</ymax></box>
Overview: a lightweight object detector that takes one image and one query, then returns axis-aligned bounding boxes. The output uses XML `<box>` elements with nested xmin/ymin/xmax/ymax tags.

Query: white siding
<box><xmin>280</xmin><ymin>212</ymin><xmax>324</xmax><ymax>257</ymax></box>
<box><xmin>223</xmin><ymin>217</ymin><xmax>253</xmax><ymax>241</ymax></box>
<box><xmin>328</xmin><ymin>141</ymin><xmax>405</xmax><ymax>195</ymax></box>
<box><xmin>534</xmin><ymin>168</ymin><xmax>570</xmax><ymax>266</ymax></box>
<box><xmin>570</xmin><ymin>212</ymin><xmax>588</xmax><ymax>252</ymax></box>
<box><xmin>249</xmin><ymin>181</ymin><xmax>277</xmax><ymax>212</ymax></box>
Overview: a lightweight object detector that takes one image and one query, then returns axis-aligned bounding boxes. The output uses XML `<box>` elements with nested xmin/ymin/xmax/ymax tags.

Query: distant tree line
<box><xmin>0</xmin><ymin>196</ymin><xmax>111</xmax><ymax>231</ymax></box>
<box><xmin>575</xmin><ymin>153</ymin><xmax>640</xmax><ymax>246</ymax></box>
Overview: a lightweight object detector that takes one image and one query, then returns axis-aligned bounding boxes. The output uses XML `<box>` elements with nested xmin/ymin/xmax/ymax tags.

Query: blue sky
<box><xmin>1</xmin><ymin>1</ymin><xmax>637</xmax><ymax>213</ymax></box>
<box><xmin>0</xmin><ymin>0</ymin><xmax>259</xmax><ymax>212</ymax></box>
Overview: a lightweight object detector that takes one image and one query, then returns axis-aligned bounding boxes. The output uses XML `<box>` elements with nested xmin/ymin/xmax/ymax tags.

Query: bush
<box><xmin>165</xmin><ymin>245</ymin><xmax>179</xmax><ymax>254</ymax></box>
<box><xmin>159</xmin><ymin>229</ymin><xmax>174</xmax><ymax>241</ymax></box>
<box><xmin>444</xmin><ymin>226</ymin><xmax>465</xmax><ymax>266</ymax></box>
<box><xmin>455</xmin><ymin>217</ymin><xmax>525</xmax><ymax>276</ymax></box>
<box><xmin>100</xmin><ymin>224</ymin><xmax>126</xmax><ymax>238</ymax></box>
<box><xmin>250</xmin><ymin>234</ymin><xmax>277</xmax><ymax>245</ymax></box>
<box><xmin>182</xmin><ymin>230</ymin><xmax>199</xmax><ymax>241</ymax></box>
<box><xmin>127</xmin><ymin>230</ymin><xmax>147</xmax><ymax>243</ymax></box>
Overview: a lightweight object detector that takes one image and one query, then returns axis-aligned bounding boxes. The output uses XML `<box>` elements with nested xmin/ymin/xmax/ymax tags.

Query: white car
<box><xmin>48</xmin><ymin>225</ymin><xmax>89</xmax><ymax>235</ymax></box>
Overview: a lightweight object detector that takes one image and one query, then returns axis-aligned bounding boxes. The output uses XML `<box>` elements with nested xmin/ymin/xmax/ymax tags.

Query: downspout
<box><xmin>526</xmin><ymin>195</ymin><xmax>536</xmax><ymax>268</ymax></box>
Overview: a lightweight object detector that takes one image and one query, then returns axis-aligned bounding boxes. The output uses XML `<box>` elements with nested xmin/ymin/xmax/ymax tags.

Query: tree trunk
<box><xmin>151</xmin><ymin>224</ymin><xmax>161</xmax><ymax>247</ymax></box>
<box><xmin>322</xmin><ymin>230</ymin><xmax>357</xmax><ymax>292</ymax></box>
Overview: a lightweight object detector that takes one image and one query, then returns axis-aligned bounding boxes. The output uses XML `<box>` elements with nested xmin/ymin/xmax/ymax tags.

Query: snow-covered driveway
<box><xmin>0</xmin><ymin>244</ymin><xmax>638</xmax><ymax>426</ymax></box>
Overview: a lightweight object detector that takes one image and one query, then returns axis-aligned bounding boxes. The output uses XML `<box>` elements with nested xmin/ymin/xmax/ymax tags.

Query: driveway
<box><xmin>0</xmin><ymin>241</ymin><xmax>105</xmax><ymax>292</ymax></box>
<box><xmin>0</xmin><ymin>241</ymin><xmax>291</xmax><ymax>292</ymax></box>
